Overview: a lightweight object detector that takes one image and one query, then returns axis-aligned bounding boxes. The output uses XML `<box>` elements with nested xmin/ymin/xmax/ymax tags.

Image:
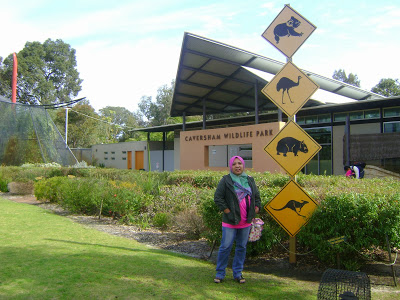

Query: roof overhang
<box><xmin>171</xmin><ymin>32</ymin><xmax>384</xmax><ymax>117</ymax></box>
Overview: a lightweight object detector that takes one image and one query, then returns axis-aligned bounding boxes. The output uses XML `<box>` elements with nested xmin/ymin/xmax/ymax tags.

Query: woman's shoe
<box><xmin>235</xmin><ymin>276</ymin><xmax>246</xmax><ymax>284</ymax></box>
<box><xmin>214</xmin><ymin>278</ymin><xmax>223</xmax><ymax>283</ymax></box>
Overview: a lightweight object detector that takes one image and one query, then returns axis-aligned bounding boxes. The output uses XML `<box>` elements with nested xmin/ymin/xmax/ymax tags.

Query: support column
<box><xmin>202</xmin><ymin>98</ymin><xmax>206</xmax><ymax>129</ymax></box>
<box><xmin>345</xmin><ymin>115</ymin><xmax>350</xmax><ymax>166</ymax></box>
<box><xmin>162</xmin><ymin>132</ymin><xmax>166</xmax><ymax>171</ymax></box>
<box><xmin>255</xmin><ymin>81</ymin><xmax>259</xmax><ymax>124</ymax></box>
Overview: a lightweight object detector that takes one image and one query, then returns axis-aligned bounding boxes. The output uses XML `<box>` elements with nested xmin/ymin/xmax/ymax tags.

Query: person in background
<box><xmin>344</xmin><ymin>165</ymin><xmax>360</xmax><ymax>179</ymax></box>
<box><xmin>213</xmin><ymin>155</ymin><xmax>261</xmax><ymax>284</ymax></box>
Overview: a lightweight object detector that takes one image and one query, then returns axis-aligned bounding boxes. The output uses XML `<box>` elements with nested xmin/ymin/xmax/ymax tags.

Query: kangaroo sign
<box><xmin>261</xmin><ymin>4</ymin><xmax>316</xmax><ymax>58</ymax></box>
<box><xmin>261</xmin><ymin>61</ymin><xmax>319</xmax><ymax>118</ymax></box>
<box><xmin>264</xmin><ymin>120</ymin><xmax>321</xmax><ymax>177</ymax></box>
<box><xmin>265</xmin><ymin>180</ymin><xmax>319</xmax><ymax>237</ymax></box>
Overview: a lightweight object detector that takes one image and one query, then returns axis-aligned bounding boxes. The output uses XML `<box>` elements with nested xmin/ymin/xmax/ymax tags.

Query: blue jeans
<box><xmin>215</xmin><ymin>226</ymin><xmax>251</xmax><ymax>279</ymax></box>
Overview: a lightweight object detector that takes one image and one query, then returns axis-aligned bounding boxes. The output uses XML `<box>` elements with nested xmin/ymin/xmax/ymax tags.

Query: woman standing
<box><xmin>213</xmin><ymin>156</ymin><xmax>261</xmax><ymax>284</ymax></box>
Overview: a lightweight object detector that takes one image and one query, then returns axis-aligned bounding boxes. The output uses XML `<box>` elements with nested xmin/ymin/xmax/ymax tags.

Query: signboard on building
<box><xmin>264</xmin><ymin>120</ymin><xmax>321</xmax><ymax>177</ymax></box>
<box><xmin>264</xmin><ymin>180</ymin><xmax>319</xmax><ymax>237</ymax></box>
<box><xmin>261</xmin><ymin>4</ymin><xmax>316</xmax><ymax>58</ymax></box>
<box><xmin>261</xmin><ymin>61</ymin><xmax>319</xmax><ymax>117</ymax></box>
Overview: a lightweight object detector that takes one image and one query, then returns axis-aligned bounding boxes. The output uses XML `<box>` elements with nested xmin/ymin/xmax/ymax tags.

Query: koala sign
<box><xmin>262</xmin><ymin>5</ymin><xmax>316</xmax><ymax>58</ymax></box>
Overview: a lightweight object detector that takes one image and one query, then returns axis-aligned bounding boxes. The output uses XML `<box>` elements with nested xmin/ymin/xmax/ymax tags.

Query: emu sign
<box><xmin>261</xmin><ymin>61</ymin><xmax>319</xmax><ymax>117</ymax></box>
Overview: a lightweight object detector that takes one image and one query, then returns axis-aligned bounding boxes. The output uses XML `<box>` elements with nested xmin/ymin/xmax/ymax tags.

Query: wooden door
<box><xmin>127</xmin><ymin>151</ymin><xmax>132</xmax><ymax>169</ymax></box>
<box><xmin>135</xmin><ymin>151</ymin><xmax>144</xmax><ymax>170</ymax></box>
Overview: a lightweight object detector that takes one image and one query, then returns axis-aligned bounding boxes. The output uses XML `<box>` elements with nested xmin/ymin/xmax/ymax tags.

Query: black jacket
<box><xmin>214</xmin><ymin>174</ymin><xmax>261</xmax><ymax>225</ymax></box>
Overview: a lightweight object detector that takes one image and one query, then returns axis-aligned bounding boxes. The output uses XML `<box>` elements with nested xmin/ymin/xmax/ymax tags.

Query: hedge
<box><xmin>1</xmin><ymin>165</ymin><xmax>400</xmax><ymax>270</ymax></box>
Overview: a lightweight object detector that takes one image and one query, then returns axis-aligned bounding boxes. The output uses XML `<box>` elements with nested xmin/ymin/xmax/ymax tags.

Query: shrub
<box><xmin>6</xmin><ymin>165</ymin><xmax>399</xmax><ymax>270</ymax></box>
<box><xmin>153</xmin><ymin>212</ymin><xmax>170</xmax><ymax>231</ymax></box>
<box><xmin>173</xmin><ymin>208</ymin><xmax>206</xmax><ymax>239</ymax></box>
<box><xmin>298</xmin><ymin>191</ymin><xmax>400</xmax><ymax>269</ymax></box>
<box><xmin>0</xmin><ymin>177</ymin><xmax>10</xmax><ymax>192</ymax></box>
<box><xmin>200</xmin><ymin>194</ymin><xmax>222</xmax><ymax>244</ymax></box>
<box><xmin>34</xmin><ymin>177</ymin><xmax>69</xmax><ymax>203</ymax></box>
<box><xmin>7</xmin><ymin>181</ymin><xmax>34</xmax><ymax>195</ymax></box>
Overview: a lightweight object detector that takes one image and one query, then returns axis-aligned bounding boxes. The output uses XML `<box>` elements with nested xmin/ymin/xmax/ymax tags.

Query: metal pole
<box><xmin>278</xmin><ymin>109</ymin><xmax>282</xmax><ymax>122</ymax></box>
<box><xmin>290</xmin><ymin>113</ymin><xmax>297</xmax><ymax>265</ymax></box>
<box><xmin>386</xmin><ymin>234</ymin><xmax>398</xmax><ymax>287</ymax></box>
<box><xmin>65</xmin><ymin>108</ymin><xmax>69</xmax><ymax>148</ymax></box>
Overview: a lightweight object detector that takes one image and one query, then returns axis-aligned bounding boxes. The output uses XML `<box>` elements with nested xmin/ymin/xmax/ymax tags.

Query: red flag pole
<box><xmin>12</xmin><ymin>52</ymin><xmax>18</xmax><ymax>103</ymax></box>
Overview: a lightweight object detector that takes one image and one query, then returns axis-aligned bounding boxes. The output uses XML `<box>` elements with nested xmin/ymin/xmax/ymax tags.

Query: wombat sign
<box><xmin>276</xmin><ymin>137</ymin><xmax>308</xmax><ymax>157</ymax></box>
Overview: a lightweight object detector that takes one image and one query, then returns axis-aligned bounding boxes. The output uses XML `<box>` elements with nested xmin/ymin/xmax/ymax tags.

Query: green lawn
<box><xmin>0</xmin><ymin>197</ymin><xmax>397</xmax><ymax>299</ymax></box>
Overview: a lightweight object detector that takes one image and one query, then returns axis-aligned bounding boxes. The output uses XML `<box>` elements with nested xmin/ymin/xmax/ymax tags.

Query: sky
<box><xmin>1</xmin><ymin>0</ymin><xmax>399</xmax><ymax>112</ymax></box>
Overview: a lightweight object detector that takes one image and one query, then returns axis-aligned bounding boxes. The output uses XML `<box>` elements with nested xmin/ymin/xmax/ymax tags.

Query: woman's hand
<box><xmin>223</xmin><ymin>208</ymin><xmax>231</xmax><ymax>214</ymax></box>
<box><xmin>255</xmin><ymin>206</ymin><xmax>260</xmax><ymax>214</ymax></box>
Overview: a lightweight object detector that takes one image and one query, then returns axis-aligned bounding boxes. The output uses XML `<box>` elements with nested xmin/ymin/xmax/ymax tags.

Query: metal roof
<box><xmin>171</xmin><ymin>32</ymin><xmax>384</xmax><ymax>117</ymax></box>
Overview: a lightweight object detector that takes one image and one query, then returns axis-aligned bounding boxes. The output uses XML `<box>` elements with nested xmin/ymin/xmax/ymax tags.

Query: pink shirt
<box><xmin>222</xmin><ymin>196</ymin><xmax>251</xmax><ymax>229</ymax></box>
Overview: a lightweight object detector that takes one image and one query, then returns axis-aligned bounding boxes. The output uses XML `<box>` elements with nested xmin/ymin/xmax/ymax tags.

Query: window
<box><xmin>208</xmin><ymin>144</ymin><xmax>253</xmax><ymax>168</ymax></box>
<box><xmin>104</xmin><ymin>157</ymin><xmax>108</xmax><ymax>160</ymax></box>
<box><xmin>303</xmin><ymin>127</ymin><xmax>332</xmax><ymax>175</ymax></box>
<box><xmin>122</xmin><ymin>157</ymin><xmax>126</xmax><ymax>160</ymax></box>
<box><xmin>305</xmin><ymin>116</ymin><xmax>318</xmax><ymax>124</ymax></box>
<box><xmin>349</xmin><ymin>111</ymin><xmax>363</xmax><ymax>120</ymax></box>
<box><xmin>364</xmin><ymin>109</ymin><xmax>379</xmax><ymax>119</ymax></box>
<box><xmin>384</xmin><ymin>107</ymin><xmax>400</xmax><ymax>118</ymax></box>
<box><xmin>334</xmin><ymin>113</ymin><xmax>347</xmax><ymax>122</ymax></box>
<box><xmin>122</xmin><ymin>151</ymin><xmax>127</xmax><ymax>154</ymax></box>
<box><xmin>111</xmin><ymin>157</ymin><xmax>115</xmax><ymax>160</ymax></box>
<box><xmin>104</xmin><ymin>151</ymin><xmax>108</xmax><ymax>154</ymax></box>
<box><xmin>318</xmin><ymin>114</ymin><xmax>331</xmax><ymax>123</ymax></box>
<box><xmin>384</xmin><ymin>121</ymin><xmax>400</xmax><ymax>133</ymax></box>
<box><xmin>296</xmin><ymin>117</ymin><xmax>305</xmax><ymax>125</ymax></box>
<box><xmin>305</xmin><ymin>127</ymin><xmax>332</xmax><ymax>144</ymax></box>
<box><xmin>111</xmin><ymin>151</ymin><xmax>115</xmax><ymax>154</ymax></box>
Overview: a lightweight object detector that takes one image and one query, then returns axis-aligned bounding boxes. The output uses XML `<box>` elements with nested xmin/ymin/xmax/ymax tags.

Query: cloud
<box><xmin>75</xmin><ymin>37</ymin><xmax>181</xmax><ymax>112</ymax></box>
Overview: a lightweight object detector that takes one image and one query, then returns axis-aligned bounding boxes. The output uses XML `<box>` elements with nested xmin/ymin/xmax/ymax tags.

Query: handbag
<box><xmin>248</xmin><ymin>218</ymin><xmax>264</xmax><ymax>242</ymax></box>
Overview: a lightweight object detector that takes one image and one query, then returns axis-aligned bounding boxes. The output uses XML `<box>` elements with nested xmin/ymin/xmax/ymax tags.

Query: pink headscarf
<box><xmin>229</xmin><ymin>156</ymin><xmax>245</xmax><ymax>172</ymax></box>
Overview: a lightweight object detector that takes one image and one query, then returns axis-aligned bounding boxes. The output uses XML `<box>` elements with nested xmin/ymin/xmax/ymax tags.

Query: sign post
<box><xmin>261</xmin><ymin>5</ymin><xmax>319</xmax><ymax>264</ymax></box>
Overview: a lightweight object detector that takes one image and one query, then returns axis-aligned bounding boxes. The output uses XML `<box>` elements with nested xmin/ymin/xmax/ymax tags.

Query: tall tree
<box><xmin>0</xmin><ymin>39</ymin><xmax>82</xmax><ymax>105</ymax></box>
<box><xmin>371</xmin><ymin>78</ymin><xmax>400</xmax><ymax>97</ymax></box>
<box><xmin>53</xmin><ymin>100</ymin><xmax>116</xmax><ymax>148</ymax></box>
<box><xmin>332</xmin><ymin>69</ymin><xmax>361</xmax><ymax>87</ymax></box>
<box><xmin>99</xmin><ymin>106</ymin><xmax>139</xmax><ymax>142</ymax></box>
<box><xmin>137</xmin><ymin>80</ymin><xmax>174</xmax><ymax>126</ymax></box>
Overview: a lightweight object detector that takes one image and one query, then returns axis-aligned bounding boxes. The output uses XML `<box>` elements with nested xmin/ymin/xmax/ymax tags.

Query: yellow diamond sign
<box><xmin>261</xmin><ymin>4</ymin><xmax>316</xmax><ymax>58</ymax></box>
<box><xmin>261</xmin><ymin>61</ymin><xmax>319</xmax><ymax>118</ymax></box>
<box><xmin>264</xmin><ymin>120</ymin><xmax>321</xmax><ymax>177</ymax></box>
<box><xmin>265</xmin><ymin>180</ymin><xmax>319</xmax><ymax>237</ymax></box>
